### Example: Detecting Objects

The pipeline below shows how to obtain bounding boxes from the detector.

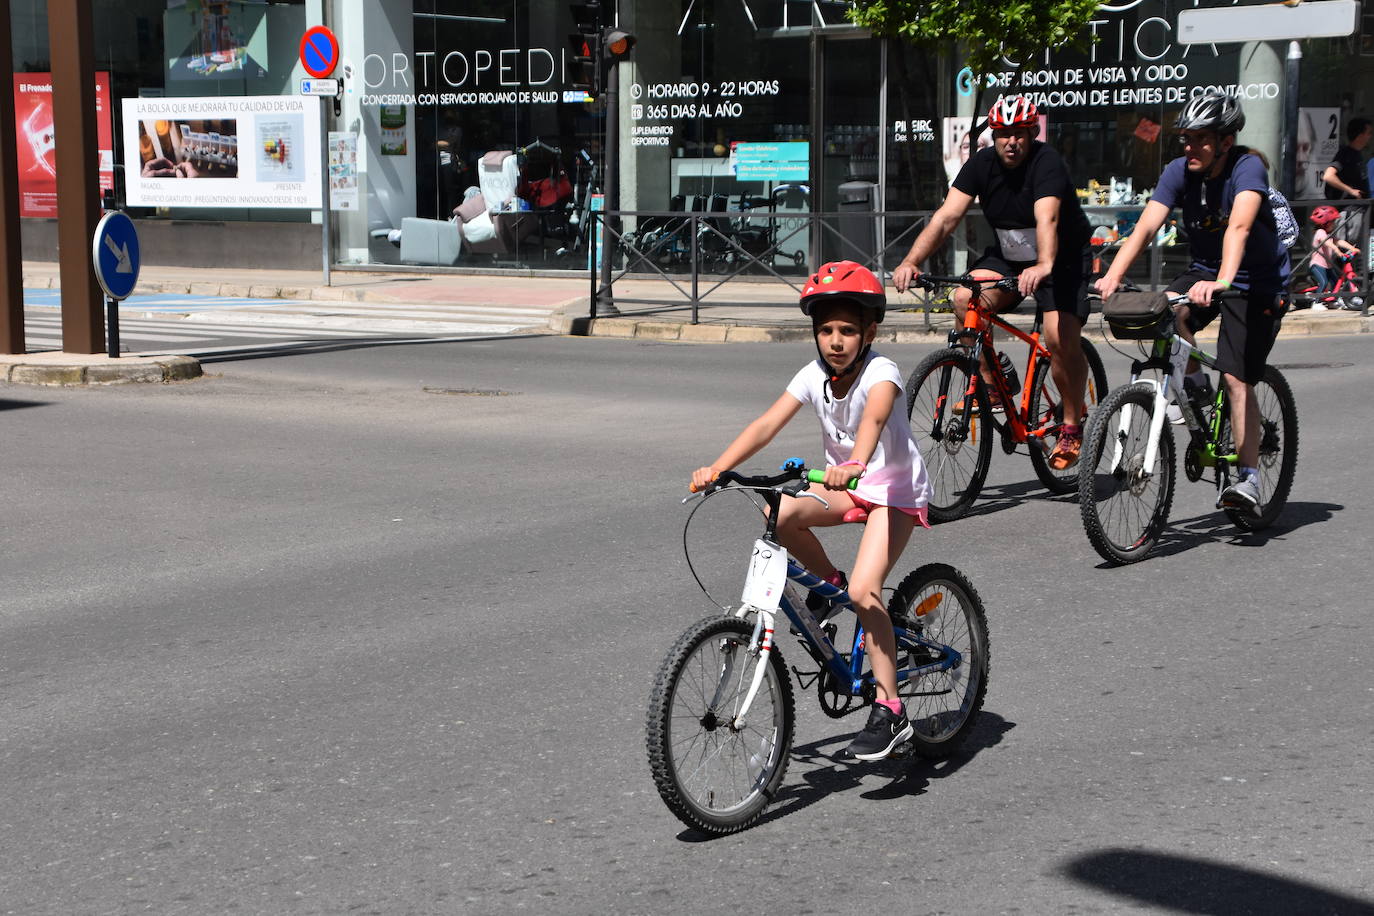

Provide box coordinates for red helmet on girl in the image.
[1310,205,1340,228]
[988,95,1039,130]
[799,260,886,322]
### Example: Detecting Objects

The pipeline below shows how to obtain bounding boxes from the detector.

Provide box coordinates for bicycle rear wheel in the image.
[889,564,989,759]
[905,347,993,523]
[1027,338,1109,494]
[1218,366,1299,531]
[645,615,794,835]
[1079,383,1176,564]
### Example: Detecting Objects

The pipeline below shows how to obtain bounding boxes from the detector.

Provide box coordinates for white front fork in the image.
[1110,379,1169,476]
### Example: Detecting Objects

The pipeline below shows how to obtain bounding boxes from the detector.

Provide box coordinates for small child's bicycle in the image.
[645,461,989,835]
[904,274,1109,522]
[1079,290,1299,565]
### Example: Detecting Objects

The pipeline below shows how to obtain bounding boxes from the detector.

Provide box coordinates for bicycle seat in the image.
[842,507,869,524]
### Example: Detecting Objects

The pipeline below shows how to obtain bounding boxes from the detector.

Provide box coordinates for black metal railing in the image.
[586,198,1371,321]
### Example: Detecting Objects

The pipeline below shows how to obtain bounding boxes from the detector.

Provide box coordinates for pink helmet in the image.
[1310,205,1340,228]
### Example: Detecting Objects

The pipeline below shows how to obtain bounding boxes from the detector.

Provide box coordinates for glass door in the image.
[816,35,883,266]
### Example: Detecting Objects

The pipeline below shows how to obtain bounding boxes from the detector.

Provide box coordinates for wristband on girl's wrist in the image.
[838,460,867,472]
[1216,279,1232,290]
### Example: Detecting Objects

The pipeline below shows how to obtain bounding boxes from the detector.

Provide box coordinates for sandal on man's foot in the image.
[1047,426,1083,470]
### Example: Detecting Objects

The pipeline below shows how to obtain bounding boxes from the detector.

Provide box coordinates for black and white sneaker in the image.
[839,703,914,761]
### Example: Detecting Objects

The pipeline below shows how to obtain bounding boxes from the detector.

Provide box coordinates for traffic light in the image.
[567,2,603,99]
[602,28,636,64]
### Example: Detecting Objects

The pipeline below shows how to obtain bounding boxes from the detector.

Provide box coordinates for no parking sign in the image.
[299,26,339,79]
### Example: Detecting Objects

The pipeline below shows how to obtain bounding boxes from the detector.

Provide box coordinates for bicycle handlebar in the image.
[915,274,1021,295]
[689,464,860,496]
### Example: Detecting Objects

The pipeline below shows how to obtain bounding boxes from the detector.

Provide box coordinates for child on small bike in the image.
[1307,205,1361,310]
[689,261,933,761]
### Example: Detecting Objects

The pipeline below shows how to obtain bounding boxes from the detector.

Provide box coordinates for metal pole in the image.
[0,0,24,354]
[105,296,119,358]
[877,39,888,275]
[589,209,598,317]
[321,100,331,286]
[1280,40,1301,199]
[690,214,699,323]
[598,64,620,316]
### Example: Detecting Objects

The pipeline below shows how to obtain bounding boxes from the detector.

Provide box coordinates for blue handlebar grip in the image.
[805,468,860,490]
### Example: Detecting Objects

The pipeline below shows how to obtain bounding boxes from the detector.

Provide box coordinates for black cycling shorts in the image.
[971,245,1092,323]
[1168,269,1287,385]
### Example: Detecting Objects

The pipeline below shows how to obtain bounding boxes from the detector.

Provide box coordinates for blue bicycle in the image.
[645,462,990,835]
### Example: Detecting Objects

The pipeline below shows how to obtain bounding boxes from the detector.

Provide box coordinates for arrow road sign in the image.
[92,211,140,301]
[299,26,340,79]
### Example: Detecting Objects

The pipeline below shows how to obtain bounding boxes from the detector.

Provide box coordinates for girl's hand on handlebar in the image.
[821,463,863,490]
[689,466,721,493]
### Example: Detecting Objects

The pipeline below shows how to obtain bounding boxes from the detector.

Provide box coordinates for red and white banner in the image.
[11,72,114,218]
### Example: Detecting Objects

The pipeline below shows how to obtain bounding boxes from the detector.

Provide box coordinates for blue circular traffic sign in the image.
[92,211,140,301]
[300,26,339,79]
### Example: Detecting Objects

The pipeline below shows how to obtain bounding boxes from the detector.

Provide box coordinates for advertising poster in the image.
[12,72,113,218]
[1297,107,1341,199]
[123,95,322,208]
[328,131,359,211]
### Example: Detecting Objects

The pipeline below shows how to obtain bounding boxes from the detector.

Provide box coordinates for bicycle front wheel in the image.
[1218,366,1299,531]
[889,564,990,759]
[645,615,794,835]
[1079,383,1177,564]
[906,347,993,523]
[1027,338,1110,494]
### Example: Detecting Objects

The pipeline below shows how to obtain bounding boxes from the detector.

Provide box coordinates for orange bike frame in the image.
[953,298,1057,447]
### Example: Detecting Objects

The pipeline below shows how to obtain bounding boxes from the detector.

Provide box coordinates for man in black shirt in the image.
[893,95,1093,469]
[1323,117,1371,199]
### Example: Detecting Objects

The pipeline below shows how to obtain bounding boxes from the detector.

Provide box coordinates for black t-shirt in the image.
[1324,145,1368,199]
[952,142,1091,262]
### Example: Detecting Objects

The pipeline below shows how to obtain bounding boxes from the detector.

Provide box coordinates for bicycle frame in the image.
[951,299,1056,445]
[727,544,962,726]
[716,475,963,728]
[1110,332,1234,480]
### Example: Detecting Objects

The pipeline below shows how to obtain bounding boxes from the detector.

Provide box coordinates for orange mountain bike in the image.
[904,274,1108,523]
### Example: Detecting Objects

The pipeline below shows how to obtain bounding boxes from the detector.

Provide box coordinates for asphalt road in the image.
[2,331,1372,915]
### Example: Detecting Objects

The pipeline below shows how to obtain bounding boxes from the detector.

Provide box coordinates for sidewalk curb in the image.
[1,354,202,387]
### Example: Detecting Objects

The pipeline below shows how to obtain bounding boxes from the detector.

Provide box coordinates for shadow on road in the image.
[0,398,49,411]
[1103,500,1342,565]
[188,331,551,365]
[675,711,1015,842]
[1060,848,1374,915]
[930,478,1063,523]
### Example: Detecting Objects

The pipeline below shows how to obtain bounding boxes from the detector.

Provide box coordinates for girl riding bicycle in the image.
[689,261,933,761]
[1307,204,1361,310]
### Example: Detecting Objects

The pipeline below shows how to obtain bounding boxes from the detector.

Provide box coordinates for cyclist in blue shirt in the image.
[1096,91,1291,515]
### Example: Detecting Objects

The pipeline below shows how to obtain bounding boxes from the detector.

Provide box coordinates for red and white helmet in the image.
[988,95,1039,130]
[799,261,886,323]
[1310,205,1340,228]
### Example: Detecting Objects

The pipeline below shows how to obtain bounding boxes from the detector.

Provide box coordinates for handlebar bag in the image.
[1102,290,1171,339]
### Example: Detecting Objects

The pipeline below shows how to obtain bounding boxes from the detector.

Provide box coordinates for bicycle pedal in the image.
[889,741,914,759]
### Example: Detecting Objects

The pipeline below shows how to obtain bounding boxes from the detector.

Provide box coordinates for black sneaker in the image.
[840,703,914,761]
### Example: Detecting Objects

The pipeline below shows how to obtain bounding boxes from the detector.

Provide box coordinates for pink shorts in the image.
[850,495,932,529]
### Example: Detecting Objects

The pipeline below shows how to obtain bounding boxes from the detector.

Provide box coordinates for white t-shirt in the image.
[785,353,932,509]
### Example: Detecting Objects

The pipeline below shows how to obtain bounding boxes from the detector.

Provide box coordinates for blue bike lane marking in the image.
[23,288,304,312]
